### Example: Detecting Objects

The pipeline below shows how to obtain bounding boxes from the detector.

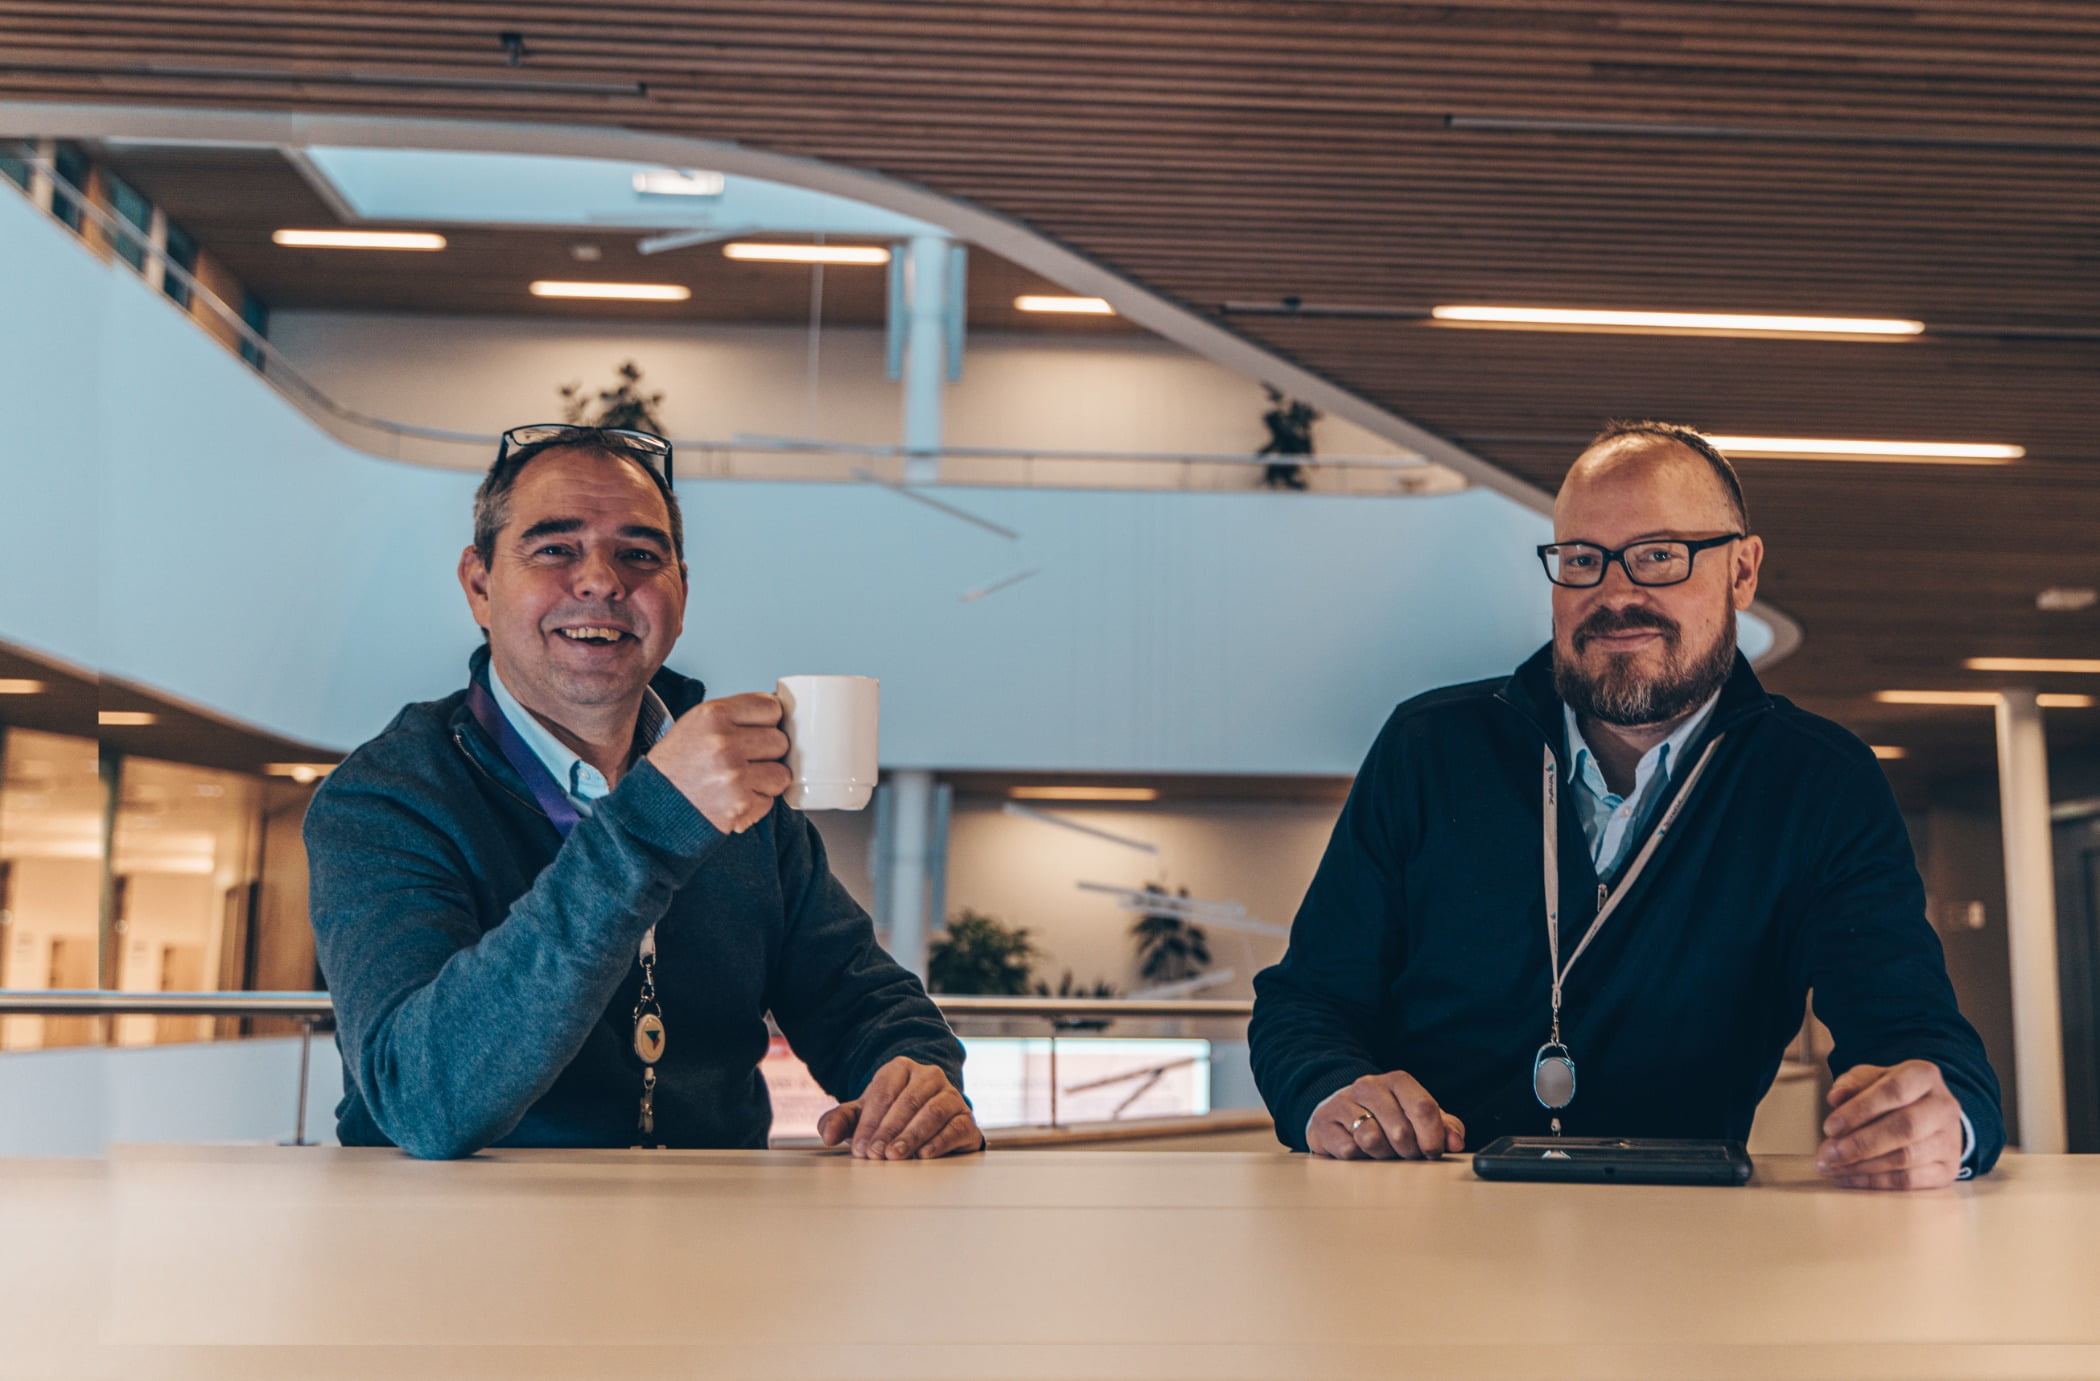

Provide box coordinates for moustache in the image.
[1574,607,1680,651]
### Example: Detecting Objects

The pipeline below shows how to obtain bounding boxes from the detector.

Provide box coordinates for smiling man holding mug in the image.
[306,424,979,1161]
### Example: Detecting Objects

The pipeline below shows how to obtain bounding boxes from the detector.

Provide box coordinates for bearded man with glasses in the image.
[1250,420,2003,1189]
[306,425,981,1161]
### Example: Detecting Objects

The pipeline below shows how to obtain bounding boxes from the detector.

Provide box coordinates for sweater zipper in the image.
[452,727,544,817]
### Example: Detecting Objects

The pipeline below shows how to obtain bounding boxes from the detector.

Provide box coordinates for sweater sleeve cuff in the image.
[1283,1063,1380,1153]
[599,759,722,860]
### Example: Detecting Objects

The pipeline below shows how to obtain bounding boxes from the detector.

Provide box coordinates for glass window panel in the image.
[103,171,152,273]
[763,1035,1212,1138]
[162,223,197,309]
[246,775,323,1039]
[0,729,106,1051]
[239,294,269,371]
[110,759,262,1046]
[48,142,90,233]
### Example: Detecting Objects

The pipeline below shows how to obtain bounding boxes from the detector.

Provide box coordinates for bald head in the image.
[1547,420,1764,732]
[1556,422,1748,535]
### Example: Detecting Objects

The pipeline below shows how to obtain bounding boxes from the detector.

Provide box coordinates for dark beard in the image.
[1553,603,1737,728]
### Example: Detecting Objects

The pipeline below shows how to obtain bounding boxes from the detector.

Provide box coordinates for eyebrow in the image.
[517,518,583,546]
[516,518,672,552]
[1561,529,1698,546]
[619,524,673,552]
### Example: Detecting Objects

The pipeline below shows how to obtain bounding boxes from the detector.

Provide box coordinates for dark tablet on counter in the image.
[1472,1135,1754,1186]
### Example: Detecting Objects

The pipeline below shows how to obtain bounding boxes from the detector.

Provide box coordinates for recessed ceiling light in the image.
[264,762,338,784]
[1703,436,2023,464]
[1428,305,1924,338]
[272,229,447,251]
[1875,691,2095,708]
[1870,745,1908,760]
[632,168,725,197]
[1016,295,1116,315]
[528,281,691,302]
[1010,786,1161,802]
[0,679,45,694]
[722,243,891,265]
[1964,657,2100,674]
[2036,587,2098,613]
[98,710,158,726]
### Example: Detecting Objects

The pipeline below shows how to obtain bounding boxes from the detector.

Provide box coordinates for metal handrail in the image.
[0,990,337,1018]
[0,989,1248,1142]
[935,996,1251,1019]
[0,990,1250,1021]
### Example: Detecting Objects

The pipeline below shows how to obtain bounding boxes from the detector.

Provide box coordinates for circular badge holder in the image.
[1533,1042,1577,1109]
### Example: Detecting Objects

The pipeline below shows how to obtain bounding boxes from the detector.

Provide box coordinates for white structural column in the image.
[1995,689,2068,1153]
[901,234,951,483]
[881,769,937,977]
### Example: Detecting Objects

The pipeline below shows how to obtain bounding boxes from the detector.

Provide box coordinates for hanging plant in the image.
[559,360,667,435]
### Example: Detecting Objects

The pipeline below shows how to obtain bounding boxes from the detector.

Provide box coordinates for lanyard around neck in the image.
[1541,731,1725,1027]
[466,676,666,1143]
[465,681,658,967]
[465,679,583,839]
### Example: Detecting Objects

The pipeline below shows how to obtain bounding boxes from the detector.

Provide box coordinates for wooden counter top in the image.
[7,1145,2097,1378]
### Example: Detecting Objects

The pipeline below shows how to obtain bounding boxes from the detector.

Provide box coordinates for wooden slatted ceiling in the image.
[1,1,2096,789]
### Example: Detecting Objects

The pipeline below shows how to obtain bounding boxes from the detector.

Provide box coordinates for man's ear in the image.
[1731,534,1765,611]
[458,545,494,630]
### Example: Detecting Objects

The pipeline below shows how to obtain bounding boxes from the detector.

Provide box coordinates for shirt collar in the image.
[487,660,672,804]
[1564,689,1722,800]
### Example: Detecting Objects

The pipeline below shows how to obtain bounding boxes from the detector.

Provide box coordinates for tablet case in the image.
[1472,1135,1754,1186]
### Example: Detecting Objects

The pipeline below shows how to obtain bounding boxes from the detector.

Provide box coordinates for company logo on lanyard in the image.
[466,679,666,1147]
[1535,732,1725,1133]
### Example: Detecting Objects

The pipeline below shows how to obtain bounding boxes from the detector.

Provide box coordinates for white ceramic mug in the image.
[775,675,880,811]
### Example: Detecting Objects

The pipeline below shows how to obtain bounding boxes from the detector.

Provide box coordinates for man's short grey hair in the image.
[1587,420,1750,531]
[470,434,686,567]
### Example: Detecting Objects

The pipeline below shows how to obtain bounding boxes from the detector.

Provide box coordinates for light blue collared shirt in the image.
[487,662,672,819]
[1563,692,1720,882]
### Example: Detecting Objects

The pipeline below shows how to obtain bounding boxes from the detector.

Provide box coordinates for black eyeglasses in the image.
[1537,533,1744,588]
[497,424,675,487]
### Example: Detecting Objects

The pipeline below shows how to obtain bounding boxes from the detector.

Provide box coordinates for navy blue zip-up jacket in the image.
[1251,645,2005,1170]
[306,646,963,1159]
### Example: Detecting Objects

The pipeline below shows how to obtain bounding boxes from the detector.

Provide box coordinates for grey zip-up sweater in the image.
[306,646,963,1159]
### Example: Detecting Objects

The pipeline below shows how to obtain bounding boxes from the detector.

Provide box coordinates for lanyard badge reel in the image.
[1534,734,1723,1135]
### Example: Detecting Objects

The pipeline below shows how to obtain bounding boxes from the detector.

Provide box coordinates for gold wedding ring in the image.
[1348,1106,1376,1133]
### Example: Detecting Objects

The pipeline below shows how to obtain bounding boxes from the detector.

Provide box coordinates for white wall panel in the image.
[266,309,1420,464]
